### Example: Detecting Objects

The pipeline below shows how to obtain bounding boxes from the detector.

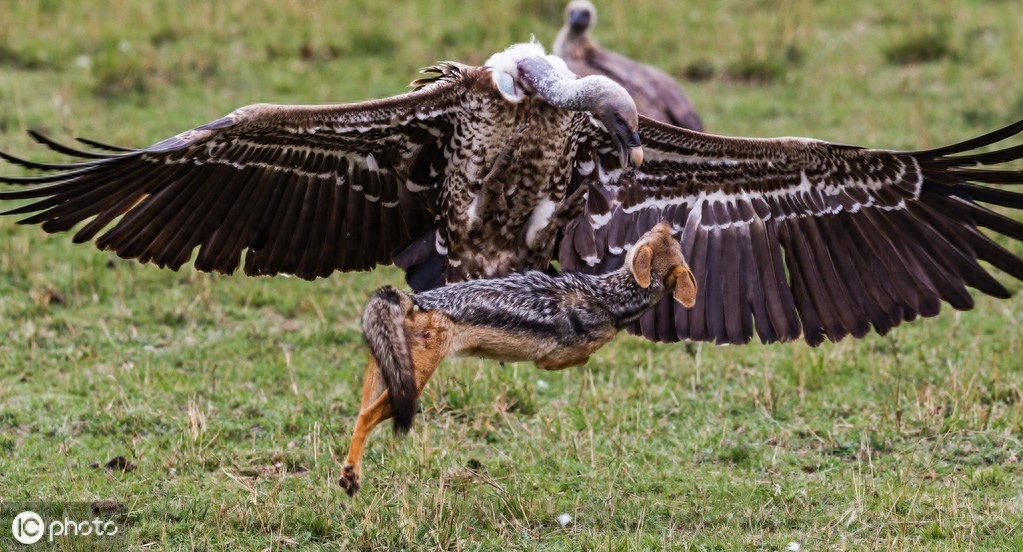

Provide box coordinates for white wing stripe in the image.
[623,160,923,230]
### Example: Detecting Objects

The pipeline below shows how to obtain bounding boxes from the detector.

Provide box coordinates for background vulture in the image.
[553,0,705,131]
[2,42,1023,349]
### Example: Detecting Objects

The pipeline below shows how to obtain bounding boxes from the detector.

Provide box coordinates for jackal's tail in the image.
[362,286,418,433]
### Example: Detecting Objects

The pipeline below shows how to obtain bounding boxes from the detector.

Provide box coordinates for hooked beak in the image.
[617,130,643,168]
[630,146,644,168]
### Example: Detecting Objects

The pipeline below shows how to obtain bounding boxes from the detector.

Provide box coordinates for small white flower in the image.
[75,55,91,69]
[119,40,131,53]
[556,513,572,527]
[786,542,800,552]
[536,379,550,391]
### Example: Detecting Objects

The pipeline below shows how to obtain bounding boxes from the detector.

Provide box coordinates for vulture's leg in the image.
[552,183,588,224]
[473,124,529,227]
[525,183,589,248]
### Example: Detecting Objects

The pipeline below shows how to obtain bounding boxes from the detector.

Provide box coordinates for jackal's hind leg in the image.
[340,310,453,496]
[339,391,391,496]
[340,354,393,496]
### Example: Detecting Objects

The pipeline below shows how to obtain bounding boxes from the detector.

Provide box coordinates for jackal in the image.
[340,222,696,495]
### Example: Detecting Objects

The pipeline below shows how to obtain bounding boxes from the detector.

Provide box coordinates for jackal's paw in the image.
[339,465,361,496]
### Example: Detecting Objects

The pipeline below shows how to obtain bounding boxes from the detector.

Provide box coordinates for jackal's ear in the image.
[628,245,654,288]
[669,265,697,308]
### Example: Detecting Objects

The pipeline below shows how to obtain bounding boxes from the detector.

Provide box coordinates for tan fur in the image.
[340,222,696,495]
[670,265,698,308]
[629,244,654,288]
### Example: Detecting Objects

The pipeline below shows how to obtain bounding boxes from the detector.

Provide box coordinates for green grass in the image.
[2,0,1023,549]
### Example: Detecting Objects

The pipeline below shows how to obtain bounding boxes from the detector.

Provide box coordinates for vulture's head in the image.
[564,0,597,35]
[491,42,643,168]
[589,81,643,168]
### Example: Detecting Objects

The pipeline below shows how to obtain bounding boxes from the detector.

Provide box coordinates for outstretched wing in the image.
[0,64,473,280]
[561,117,1023,346]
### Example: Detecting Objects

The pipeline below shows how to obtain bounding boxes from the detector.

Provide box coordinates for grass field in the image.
[2,0,1023,549]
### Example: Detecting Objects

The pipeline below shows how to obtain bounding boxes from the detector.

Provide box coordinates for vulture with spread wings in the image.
[2,42,1023,348]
